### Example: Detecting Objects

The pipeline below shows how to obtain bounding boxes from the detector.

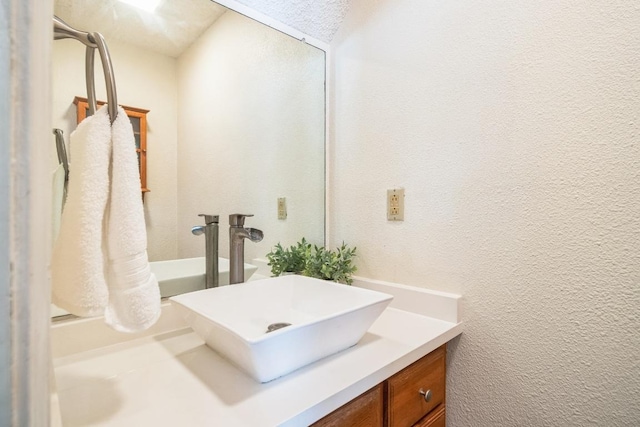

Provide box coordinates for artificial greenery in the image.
[266,238,311,276]
[303,243,358,285]
[266,238,357,285]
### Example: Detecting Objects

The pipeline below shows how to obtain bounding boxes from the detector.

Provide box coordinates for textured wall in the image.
[233,0,350,43]
[330,0,640,425]
[176,10,325,261]
[52,40,178,262]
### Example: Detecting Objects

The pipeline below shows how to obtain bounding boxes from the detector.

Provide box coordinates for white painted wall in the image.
[331,0,640,425]
[176,10,325,262]
[52,39,178,261]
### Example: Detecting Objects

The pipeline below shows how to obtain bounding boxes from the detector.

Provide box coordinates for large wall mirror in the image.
[52,0,326,315]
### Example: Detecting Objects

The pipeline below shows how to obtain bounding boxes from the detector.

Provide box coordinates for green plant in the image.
[266,238,311,276]
[303,243,357,285]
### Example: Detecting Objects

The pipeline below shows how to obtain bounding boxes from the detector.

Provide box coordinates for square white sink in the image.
[150,257,258,297]
[170,275,393,382]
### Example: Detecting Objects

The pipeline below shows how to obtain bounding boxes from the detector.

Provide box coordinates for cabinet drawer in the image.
[387,345,446,427]
[312,383,384,427]
[413,405,445,427]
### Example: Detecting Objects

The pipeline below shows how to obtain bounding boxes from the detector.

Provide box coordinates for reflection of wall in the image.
[52,40,178,261]
[331,0,639,426]
[177,11,325,261]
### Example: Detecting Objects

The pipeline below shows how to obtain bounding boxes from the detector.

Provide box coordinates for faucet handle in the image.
[229,213,254,227]
[199,214,219,225]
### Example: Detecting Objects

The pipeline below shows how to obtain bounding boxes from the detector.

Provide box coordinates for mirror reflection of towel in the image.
[52,106,111,318]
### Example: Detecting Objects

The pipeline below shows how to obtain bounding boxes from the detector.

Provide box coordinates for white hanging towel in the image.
[104,106,160,332]
[52,106,111,316]
[52,105,160,332]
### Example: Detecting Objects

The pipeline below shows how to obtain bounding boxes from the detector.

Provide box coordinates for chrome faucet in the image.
[229,214,263,284]
[192,214,219,289]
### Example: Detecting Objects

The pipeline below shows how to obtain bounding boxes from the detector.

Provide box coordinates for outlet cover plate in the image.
[278,197,287,220]
[387,188,404,221]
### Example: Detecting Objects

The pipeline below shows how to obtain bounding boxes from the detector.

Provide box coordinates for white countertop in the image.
[53,278,463,426]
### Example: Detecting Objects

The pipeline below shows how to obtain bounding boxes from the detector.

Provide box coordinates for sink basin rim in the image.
[169,275,393,345]
[170,275,394,382]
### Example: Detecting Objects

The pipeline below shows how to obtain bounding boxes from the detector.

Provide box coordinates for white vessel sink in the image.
[170,275,393,383]
[150,257,258,298]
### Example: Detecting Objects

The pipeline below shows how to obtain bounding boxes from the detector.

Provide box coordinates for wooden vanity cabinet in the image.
[312,345,446,427]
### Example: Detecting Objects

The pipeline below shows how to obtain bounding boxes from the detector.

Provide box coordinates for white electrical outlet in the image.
[278,197,287,220]
[387,188,404,221]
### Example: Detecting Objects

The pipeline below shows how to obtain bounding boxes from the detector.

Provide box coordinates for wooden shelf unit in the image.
[73,96,150,195]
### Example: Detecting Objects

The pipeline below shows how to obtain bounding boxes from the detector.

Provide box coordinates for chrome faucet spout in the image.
[234,227,264,242]
[248,228,264,242]
[229,214,263,285]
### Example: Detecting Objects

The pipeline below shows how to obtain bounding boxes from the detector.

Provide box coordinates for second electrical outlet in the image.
[387,188,405,221]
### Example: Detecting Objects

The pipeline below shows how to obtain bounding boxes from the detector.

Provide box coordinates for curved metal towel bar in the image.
[53,128,69,205]
[53,16,118,123]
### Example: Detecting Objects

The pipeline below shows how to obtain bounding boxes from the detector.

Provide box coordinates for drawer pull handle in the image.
[419,388,432,402]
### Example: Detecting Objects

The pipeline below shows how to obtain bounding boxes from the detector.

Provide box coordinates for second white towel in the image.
[104,106,160,333]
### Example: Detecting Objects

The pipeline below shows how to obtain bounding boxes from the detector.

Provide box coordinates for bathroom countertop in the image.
[53,278,463,427]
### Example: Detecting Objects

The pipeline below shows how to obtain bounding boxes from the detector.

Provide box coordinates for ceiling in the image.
[54,0,228,57]
[233,0,351,43]
[54,0,351,57]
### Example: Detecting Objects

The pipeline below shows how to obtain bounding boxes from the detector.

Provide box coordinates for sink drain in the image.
[266,322,291,333]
